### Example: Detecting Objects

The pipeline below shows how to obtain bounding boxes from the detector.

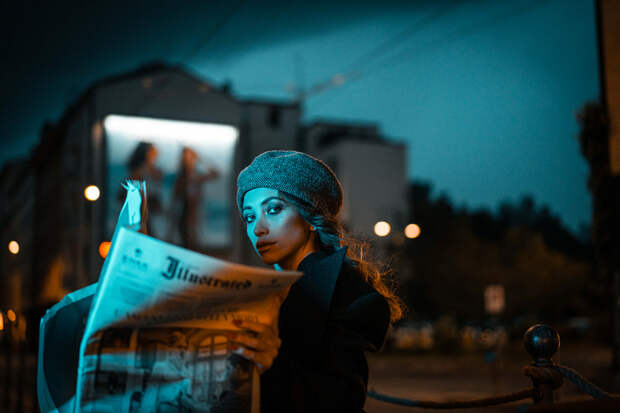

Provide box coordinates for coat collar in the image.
[278,247,347,351]
[296,246,347,314]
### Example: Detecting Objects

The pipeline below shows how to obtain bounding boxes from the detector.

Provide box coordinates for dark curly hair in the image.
[278,192,405,324]
[127,142,154,171]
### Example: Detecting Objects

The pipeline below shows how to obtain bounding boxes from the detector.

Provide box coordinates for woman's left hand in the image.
[229,318,282,374]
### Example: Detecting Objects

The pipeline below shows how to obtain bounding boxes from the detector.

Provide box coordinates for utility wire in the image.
[362,0,552,79]
[342,0,464,75]
[295,1,463,102]
[132,0,248,114]
[183,0,249,64]
[299,0,551,102]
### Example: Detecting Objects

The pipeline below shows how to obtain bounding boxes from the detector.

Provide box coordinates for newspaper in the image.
[70,182,301,413]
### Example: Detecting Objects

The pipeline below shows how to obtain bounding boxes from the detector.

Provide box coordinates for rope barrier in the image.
[554,364,611,400]
[368,364,616,409]
[367,326,617,409]
[367,388,534,409]
[522,365,564,390]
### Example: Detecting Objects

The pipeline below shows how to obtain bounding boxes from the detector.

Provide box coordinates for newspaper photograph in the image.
[71,182,301,413]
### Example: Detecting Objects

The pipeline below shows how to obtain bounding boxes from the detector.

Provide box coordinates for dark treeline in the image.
[399,182,596,325]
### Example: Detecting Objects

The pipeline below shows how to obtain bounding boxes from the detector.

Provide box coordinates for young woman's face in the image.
[242,188,316,270]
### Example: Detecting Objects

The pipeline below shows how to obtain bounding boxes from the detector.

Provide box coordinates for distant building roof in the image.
[85,61,222,96]
[241,96,300,109]
[304,119,401,150]
[32,61,234,162]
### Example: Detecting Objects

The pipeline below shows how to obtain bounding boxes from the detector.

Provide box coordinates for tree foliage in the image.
[401,182,593,322]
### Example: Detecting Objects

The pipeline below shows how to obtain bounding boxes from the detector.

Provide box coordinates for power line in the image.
[361,0,552,79]
[342,0,464,74]
[299,0,552,102]
[132,0,248,114]
[295,1,464,102]
[183,0,249,63]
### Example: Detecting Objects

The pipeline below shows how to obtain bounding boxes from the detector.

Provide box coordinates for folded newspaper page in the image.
[70,181,301,413]
[38,182,147,413]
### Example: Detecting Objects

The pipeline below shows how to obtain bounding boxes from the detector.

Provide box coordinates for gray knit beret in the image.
[237,150,343,217]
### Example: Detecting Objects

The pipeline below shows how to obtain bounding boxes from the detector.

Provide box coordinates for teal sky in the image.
[1,0,600,233]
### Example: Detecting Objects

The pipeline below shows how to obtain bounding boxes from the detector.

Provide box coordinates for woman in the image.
[233,150,403,412]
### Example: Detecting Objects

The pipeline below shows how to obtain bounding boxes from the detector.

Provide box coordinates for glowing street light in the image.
[8,240,19,254]
[7,309,16,323]
[84,185,101,201]
[99,241,111,259]
[404,223,421,239]
[374,221,391,237]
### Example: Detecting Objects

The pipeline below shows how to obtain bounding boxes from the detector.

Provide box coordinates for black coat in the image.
[261,247,391,412]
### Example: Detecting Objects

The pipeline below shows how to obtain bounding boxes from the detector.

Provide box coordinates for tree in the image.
[402,182,592,323]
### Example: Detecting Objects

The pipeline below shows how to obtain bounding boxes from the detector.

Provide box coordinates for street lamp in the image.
[404,223,421,239]
[8,240,19,254]
[84,185,101,201]
[7,309,16,323]
[374,221,391,237]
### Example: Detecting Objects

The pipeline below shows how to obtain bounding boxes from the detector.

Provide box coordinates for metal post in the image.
[613,269,620,370]
[523,324,561,404]
[17,326,24,413]
[1,330,5,408]
[4,323,12,410]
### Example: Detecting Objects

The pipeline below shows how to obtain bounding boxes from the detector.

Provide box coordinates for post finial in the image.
[523,324,560,367]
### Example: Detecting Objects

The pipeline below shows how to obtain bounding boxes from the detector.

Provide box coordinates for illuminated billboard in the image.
[104,115,239,251]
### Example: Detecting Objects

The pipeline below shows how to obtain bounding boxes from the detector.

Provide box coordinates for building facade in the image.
[1,63,408,315]
[304,121,409,247]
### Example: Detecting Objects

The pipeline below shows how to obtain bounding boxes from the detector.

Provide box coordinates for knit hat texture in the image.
[237,150,343,216]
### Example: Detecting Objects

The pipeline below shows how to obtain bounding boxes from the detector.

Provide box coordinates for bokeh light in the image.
[8,240,19,254]
[99,241,111,258]
[374,221,391,237]
[404,223,421,239]
[7,309,16,323]
[84,185,101,201]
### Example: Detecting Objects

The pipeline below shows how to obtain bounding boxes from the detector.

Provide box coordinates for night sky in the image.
[1,0,600,234]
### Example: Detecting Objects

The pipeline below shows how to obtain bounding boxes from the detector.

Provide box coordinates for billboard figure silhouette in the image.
[122,142,163,236]
[171,147,219,250]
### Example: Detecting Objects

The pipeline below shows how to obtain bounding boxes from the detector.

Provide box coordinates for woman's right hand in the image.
[228,318,281,374]
[227,288,289,374]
